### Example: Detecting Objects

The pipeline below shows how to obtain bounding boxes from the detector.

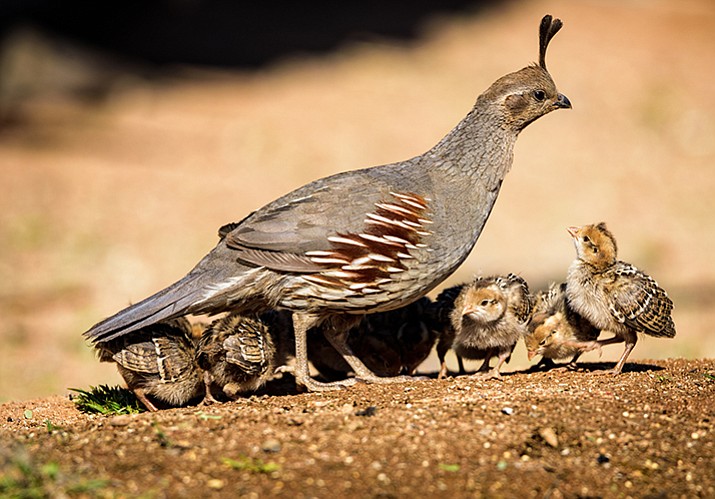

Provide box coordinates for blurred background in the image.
[1,0,713,402]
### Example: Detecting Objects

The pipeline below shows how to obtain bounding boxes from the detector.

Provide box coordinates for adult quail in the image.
[196,311,293,401]
[565,223,676,374]
[524,282,600,369]
[96,317,203,411]
[435,274,533,379]
[85,15,571,391]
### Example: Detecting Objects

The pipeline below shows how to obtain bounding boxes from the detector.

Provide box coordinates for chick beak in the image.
[554,93,571,109]
[567,226,580,238]
[527,350,536,361]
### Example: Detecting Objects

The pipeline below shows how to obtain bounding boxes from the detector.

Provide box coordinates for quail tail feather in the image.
[85,273,219,344]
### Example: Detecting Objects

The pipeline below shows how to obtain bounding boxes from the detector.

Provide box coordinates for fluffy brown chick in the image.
[525,282,600,368]
[96,317,203,411]
[435,274,533,379]
[196,311,292,402]
[565,223,676,374]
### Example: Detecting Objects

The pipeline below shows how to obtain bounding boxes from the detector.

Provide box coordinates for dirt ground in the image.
[1,0,715,496]
[2,0,715,403]
[1,358,713,498]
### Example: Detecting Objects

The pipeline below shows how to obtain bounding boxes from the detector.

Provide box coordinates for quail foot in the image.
[96,318,203,411]
[565,223,676,374]
[85,15,570,391]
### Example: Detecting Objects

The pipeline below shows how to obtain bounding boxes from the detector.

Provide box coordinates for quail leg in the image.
[322,326,421,385]
[292,313,357,391]
[133,388,159,412]
[609,330,638,375]
[436,341,451,380]
[200,371,222,405]
[457,355,468,375]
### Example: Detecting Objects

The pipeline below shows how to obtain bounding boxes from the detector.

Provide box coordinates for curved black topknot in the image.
[539,14,563,72]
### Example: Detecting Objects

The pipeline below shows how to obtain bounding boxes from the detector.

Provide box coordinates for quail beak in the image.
[527,350,536,361]
[554,93,571,109]
[567,226,580,239]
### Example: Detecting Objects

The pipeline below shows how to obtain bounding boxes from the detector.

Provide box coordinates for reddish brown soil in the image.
[2,359,713,498]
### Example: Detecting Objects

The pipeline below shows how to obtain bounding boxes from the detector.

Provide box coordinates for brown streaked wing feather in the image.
[609,264,675,337]
[223,334,266,375]
[112,341,162,374]
[151,336,197,382]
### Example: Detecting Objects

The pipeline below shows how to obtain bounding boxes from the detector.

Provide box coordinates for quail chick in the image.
[525,282,600,368]
[96,317,203,411]
[435,274,533,379]
[196,311,292,401]
[565,223,676,374]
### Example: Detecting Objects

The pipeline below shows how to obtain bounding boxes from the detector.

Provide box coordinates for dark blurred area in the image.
[1,0,488,68]
[0,0,490,124]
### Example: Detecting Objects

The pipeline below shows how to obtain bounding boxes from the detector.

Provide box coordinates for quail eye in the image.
[480,300,489,306]
[539,338,547,346]
[582,236,590,243]
[533,89,546,101]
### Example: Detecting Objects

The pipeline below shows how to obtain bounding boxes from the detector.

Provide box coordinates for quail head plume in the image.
[435,274,533,379]
[565,223,676,374]
[85,15,570,392]
[96,317,203,411]
[524,282,600,369]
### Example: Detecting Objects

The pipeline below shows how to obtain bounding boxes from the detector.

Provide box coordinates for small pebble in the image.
[539,427,559,448]
[596,454,610,465]
[356,406,377,417]
[262,438,282,453]
[207,479,225,490]
[109,415,132,427]
[502,407,514,416]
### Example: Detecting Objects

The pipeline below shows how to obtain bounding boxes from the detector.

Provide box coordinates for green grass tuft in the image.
[69,385,145,415]
[222,456,280,474]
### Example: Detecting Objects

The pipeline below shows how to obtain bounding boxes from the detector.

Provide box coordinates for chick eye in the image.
[533,89,546,101]
[582,236,591,243]
[480,300,489,306]
[539,338,547,346]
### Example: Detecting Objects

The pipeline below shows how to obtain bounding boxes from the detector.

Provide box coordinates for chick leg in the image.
[200,372,221,405]
[609,330,638,374]
[457,355,468,375]
[133,388,159,412]
[436,334,453,380]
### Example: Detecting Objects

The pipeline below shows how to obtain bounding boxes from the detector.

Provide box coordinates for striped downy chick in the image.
[565,223,676,374]
[197,311,292,402]
[525,282,600,368]
[435,274,533,379]
[96,317,203,411]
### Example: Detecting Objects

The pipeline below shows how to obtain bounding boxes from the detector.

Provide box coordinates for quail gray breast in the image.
[85,15,570,392]
[96,317,203,411]
[565,222,676,374]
